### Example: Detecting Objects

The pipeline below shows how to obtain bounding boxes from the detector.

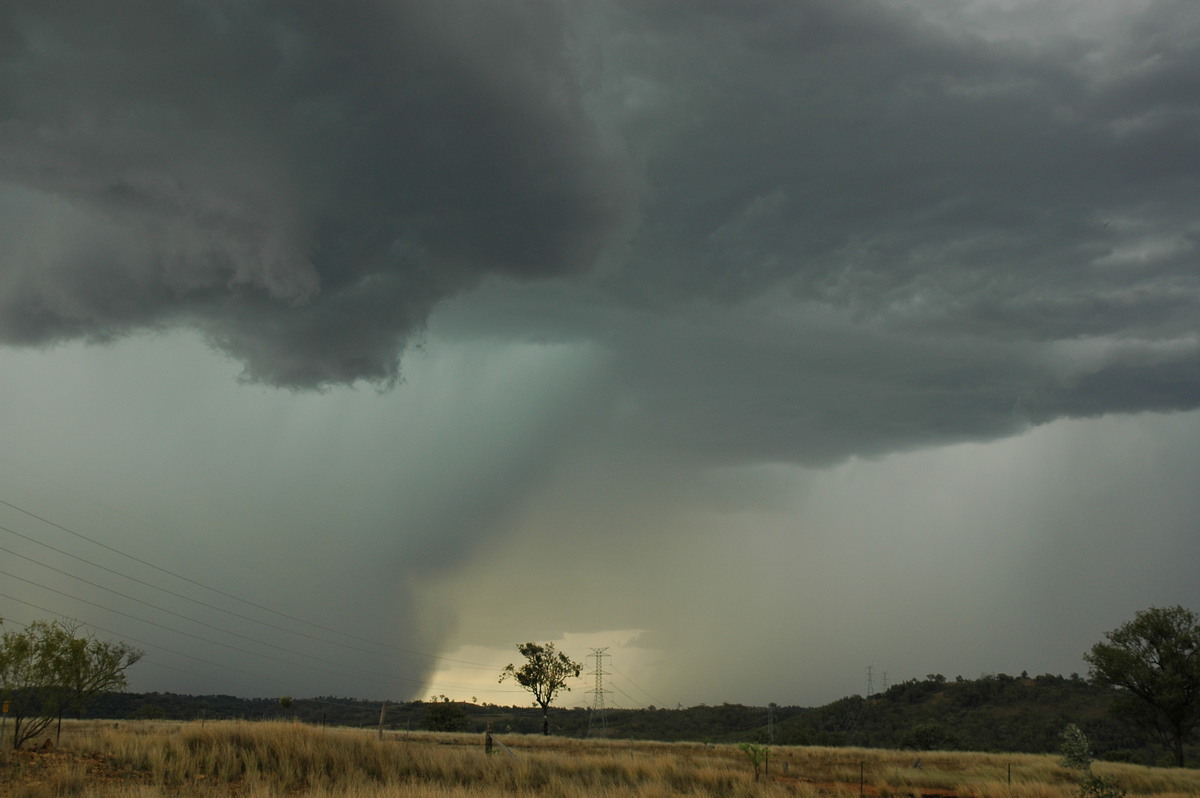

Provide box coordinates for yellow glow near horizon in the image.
[419,630,654,708]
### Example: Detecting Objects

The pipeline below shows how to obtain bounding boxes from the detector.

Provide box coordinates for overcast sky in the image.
[2,0,1199,710]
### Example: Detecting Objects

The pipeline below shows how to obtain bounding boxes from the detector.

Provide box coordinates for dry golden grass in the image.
[0,720,1196,798]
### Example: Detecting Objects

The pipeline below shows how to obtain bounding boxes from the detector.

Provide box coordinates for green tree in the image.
[499,642,581,736]
[0,619,142,749]
[422,695,468,732]
[1084,606,1200,767]
[902,721,960,751]
[53,620,143,717]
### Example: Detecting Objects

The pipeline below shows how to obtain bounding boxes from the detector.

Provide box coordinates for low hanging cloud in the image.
[3,0,1200,463]
[0,0,625,387]
[468,0,1200,465]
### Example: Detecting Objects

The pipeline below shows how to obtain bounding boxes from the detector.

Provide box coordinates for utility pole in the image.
[586,647,611,738]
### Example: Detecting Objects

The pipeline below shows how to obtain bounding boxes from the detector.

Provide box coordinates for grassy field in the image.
[1,720,1197,797]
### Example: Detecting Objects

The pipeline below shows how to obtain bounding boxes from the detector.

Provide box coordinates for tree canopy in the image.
[0,619,143,749]
[499,642,582,735]
[1084,605,1200,767]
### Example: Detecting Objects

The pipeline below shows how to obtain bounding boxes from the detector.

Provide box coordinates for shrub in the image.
[1059,724,1092,772]
[1077,774,1125,798]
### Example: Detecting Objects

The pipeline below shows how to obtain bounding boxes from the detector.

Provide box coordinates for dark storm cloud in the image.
[563,0,1200,462]
[603,0,1199,323]
[0,0,624,386]
[4,0,1200,458]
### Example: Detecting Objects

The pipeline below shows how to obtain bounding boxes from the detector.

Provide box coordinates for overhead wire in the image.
[0,497,447,660]
[0,590,268,693]
[0,538,527,698]
[609,663,672,708]
[0,520,388,656]
[0,494,500,671]
[0,585,507,698]
[0,567,359,677]
[0,544,391,673]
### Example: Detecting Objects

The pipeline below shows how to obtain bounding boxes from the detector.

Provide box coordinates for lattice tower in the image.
[586,647,611,738]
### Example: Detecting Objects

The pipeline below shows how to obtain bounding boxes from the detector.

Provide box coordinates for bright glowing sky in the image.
[2,0,1199,709]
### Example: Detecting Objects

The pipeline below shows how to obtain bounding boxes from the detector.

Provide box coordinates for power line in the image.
[0,568,358,677]
[0,567,503,697]
[609,662,670,708]
[0,591,270,693]
[607,684,639,709]
[0,587,512,699]
[0,495,548,701]
[0,496,382,649]
[0,545,381,671]
[0,495,497,671]
[0,521,387,656]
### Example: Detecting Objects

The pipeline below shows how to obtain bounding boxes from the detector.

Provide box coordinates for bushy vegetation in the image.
[1061,722,1095,771]
[1086,606,1200,768]
[774,673,1166,760]
[0,619,142,749]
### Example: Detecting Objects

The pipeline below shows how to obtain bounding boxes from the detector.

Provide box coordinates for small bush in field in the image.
[737,742,769,781]
[1077,774,1125,798]
[1059,723,1092,772]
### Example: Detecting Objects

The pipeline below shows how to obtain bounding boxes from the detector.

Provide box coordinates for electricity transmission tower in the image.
[586,647,611,738]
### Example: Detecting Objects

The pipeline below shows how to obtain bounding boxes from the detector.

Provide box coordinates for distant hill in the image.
[771,673,1146,757]
[85,672,1191,766]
